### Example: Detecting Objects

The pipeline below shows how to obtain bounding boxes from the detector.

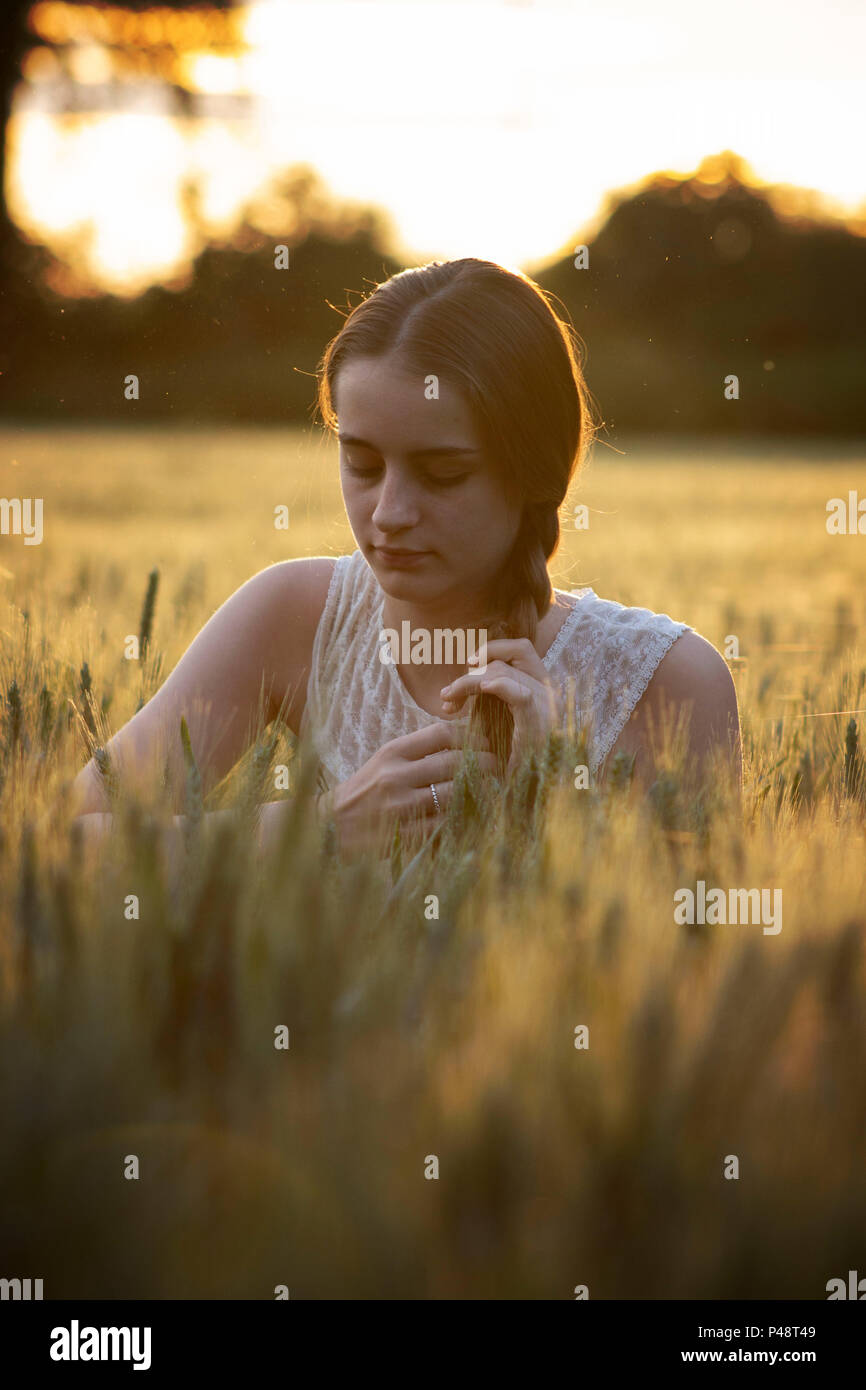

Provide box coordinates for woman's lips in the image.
[376,547,430,567]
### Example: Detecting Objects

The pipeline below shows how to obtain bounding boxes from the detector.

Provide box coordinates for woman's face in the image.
[334,353,522,611]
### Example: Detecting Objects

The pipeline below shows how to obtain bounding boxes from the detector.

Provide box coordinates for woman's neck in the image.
[381,593,497,637]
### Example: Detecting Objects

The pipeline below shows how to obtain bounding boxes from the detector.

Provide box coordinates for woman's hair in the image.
[314,257,600,772]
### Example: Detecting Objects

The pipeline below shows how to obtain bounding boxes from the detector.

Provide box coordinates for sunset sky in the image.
[7,0,866,295]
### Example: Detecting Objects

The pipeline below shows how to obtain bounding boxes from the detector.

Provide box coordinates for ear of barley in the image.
[37,685,54,753]
[77,662,97,740]
[138,567,160,659]
[179,715,203,849]
[844,716,862,799]
[4,680,23,756]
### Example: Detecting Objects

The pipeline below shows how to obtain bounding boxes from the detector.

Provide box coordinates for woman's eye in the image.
[427,473,468,487]
[343,453,381,478]
[341,449,468,487]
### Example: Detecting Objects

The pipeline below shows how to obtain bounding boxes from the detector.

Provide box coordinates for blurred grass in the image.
[1,426,865,1298]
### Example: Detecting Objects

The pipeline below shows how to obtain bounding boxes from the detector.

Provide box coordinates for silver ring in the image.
[429,783,441,813]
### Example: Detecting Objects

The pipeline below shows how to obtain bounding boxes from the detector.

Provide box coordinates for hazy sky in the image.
[10,0,866,292]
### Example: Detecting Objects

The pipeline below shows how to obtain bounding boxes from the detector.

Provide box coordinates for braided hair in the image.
[471,499,564,773]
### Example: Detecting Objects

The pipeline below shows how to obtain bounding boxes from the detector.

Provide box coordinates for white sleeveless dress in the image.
[298,549,693,792]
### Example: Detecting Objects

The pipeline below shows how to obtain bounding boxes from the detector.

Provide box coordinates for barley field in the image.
[1,425,865,1299]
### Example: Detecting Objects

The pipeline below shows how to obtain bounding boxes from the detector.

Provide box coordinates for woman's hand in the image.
[326,721,497,855]
[439,638,560,776]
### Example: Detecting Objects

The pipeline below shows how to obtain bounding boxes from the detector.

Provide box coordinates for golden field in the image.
[1,426,864,1298]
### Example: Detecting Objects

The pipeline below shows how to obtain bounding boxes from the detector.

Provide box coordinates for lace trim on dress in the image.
[589,624,687,769]
[542,591,590,668]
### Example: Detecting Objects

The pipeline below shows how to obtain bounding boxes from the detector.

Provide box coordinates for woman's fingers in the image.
[391,720,491,760]
[468,637,549,678]
[441,660,536,709]
[410,747,499,786]
[467,676,534,707]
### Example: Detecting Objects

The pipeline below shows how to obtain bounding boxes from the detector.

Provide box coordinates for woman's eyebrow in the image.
[337,433,481,460]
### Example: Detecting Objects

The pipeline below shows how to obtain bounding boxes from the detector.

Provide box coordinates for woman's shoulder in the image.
[632,628,737,722]
[549,584,692,672]
[549,583,736,771]
[601,624,739,781]
[275,550,379,722]
[268,550,369,627]
[264,554,339,629]
[558,585,729,689]
[556,583,688,631]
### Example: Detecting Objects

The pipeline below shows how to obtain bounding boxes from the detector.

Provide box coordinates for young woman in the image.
[70,259,741,857]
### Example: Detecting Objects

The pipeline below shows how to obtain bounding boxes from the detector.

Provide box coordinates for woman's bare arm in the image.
[68,556,335,817]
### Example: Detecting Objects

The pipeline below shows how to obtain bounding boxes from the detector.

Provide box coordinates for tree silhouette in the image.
[0,0,35,265]
[0,0,236,306]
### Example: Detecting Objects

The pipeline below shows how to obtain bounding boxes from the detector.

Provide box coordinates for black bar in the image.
[0,1298,859,1374]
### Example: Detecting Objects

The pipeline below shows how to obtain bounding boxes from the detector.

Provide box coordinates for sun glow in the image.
[6,0,865,296]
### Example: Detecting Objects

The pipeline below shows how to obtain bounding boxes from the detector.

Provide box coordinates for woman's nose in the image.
[372,470,419,528]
